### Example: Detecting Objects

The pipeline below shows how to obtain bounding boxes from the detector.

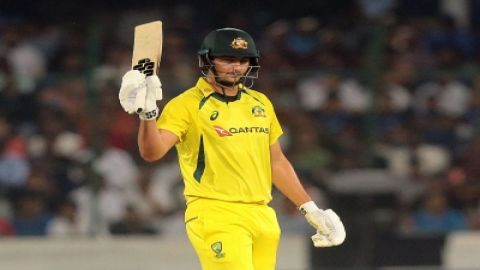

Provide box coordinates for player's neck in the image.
[213,85,239,96]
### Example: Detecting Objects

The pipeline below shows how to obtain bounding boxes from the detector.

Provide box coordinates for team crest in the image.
[211,241,225,258]
[230,37,248,49]
[252,105,266,117]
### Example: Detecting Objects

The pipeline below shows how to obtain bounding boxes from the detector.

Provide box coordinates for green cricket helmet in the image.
[198,28,260,58]
[198,28,260,87]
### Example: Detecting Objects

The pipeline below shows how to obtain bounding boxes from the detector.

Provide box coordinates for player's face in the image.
[212,57,250,85]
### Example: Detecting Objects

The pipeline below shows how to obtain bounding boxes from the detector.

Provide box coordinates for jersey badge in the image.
[211,241,225,258]
[252,105,266,117]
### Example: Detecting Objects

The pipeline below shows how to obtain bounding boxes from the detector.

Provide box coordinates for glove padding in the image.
[119,70,146,114]
[299,201,346,247]
[119,70,163,121]
[311,209,346,247]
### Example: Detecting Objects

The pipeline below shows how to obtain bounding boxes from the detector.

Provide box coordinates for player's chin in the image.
[223,75,239,81]
[216,79,237,87]
[219,77,241,85]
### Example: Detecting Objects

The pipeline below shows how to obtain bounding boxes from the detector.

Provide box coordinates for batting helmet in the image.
[198,28,260,87]
[198,28,259,58]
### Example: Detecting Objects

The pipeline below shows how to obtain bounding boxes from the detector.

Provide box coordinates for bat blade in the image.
[131,21,163,76]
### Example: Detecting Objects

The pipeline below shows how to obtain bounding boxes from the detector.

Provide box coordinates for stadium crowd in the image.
[0,1,480,237]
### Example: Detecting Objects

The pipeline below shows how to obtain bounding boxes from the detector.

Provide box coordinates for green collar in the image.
[210,91,243,103]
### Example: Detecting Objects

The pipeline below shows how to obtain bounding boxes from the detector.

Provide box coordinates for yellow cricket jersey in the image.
[157,78,283,205]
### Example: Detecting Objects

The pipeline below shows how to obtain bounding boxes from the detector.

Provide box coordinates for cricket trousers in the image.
[185,198,281,270]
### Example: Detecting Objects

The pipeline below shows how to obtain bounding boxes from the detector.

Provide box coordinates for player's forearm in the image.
[138,120,167,161]
[271,157,312,207]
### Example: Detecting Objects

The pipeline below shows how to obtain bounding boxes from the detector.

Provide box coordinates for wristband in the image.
[299,201,319,215]
[139,108,159,121]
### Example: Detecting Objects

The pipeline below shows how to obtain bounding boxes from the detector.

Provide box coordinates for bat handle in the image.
[133,58,155,76]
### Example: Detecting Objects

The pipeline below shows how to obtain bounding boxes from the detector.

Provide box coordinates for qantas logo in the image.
[213,125,269,137]
[213,126,232,137]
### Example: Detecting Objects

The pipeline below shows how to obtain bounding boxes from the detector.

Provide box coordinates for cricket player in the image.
[119,27,345,270]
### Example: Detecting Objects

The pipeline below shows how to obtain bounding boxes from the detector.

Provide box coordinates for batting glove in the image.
[299,201,346,247]
[119,70,163,121]
[138,74,162,121]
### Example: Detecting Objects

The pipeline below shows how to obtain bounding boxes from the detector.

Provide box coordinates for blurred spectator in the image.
[359,0,396,19]
[126,155,183,232]
[382,62,415,113]
[403,184,468,234]
[472,202,480,230]
[96,82,137,152]
[93,147,139,191]
[27,104,85,195]
[297,74,369,113]
[11,191,52,236]
[385,21,435,69]
[0,113,29,190]
[47,198,82,237]
[285,17,320,67]
[258,20,292,71]
[70,176,123,236]
[463,77,480,135]
[0,152,30,190]
[5,23,47,93]
[425,15,475,62]
[93,44,130,89]
[414,74,471,118]
[0,178,14,238]
[69,147,139,235]
[370,93,409,140]
[24,167,59,209]
[0,218,14,236]
[0,71,36,125]
[375,125,450,178]
[109,205,157,235]
[459,137,480,183]
[289,119,332,188]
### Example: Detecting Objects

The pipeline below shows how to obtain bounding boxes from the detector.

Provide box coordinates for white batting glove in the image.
[299,201,346,247]
[119,70,163,121]
[137,75,162,121]
[119,70,147,114]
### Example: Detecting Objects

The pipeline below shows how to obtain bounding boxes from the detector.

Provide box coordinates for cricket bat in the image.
[131,21,163,76]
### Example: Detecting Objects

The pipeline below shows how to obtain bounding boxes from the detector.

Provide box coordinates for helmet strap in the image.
[209,65,242,89]
[199,55,259,89]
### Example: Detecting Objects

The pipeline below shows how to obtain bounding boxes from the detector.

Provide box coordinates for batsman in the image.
[119,27,346,270]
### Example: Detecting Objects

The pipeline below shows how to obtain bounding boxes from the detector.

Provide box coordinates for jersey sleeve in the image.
[156,96,191,142]
[269,109,283,145]
[263,94,283,145]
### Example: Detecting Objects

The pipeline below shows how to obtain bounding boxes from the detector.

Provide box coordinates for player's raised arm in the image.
[118,21,178,162]
[118,70,177,161]
[138,122,178,162]
[136,74,177,162]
